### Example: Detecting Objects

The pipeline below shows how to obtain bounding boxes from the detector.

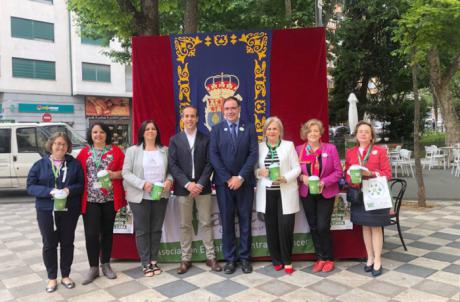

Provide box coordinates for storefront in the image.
[0,94,86,136]
[85,96,132,149]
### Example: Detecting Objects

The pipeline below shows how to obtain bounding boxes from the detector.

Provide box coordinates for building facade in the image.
[0,0,132,145]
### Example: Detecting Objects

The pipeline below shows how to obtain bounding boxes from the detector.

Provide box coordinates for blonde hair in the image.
[263,116,284,140]
[300,119,324,141]
[354,120,376,143]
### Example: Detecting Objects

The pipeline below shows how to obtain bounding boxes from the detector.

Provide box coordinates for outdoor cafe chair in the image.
[392,149,414,178]
[423,145,447,170]
[387,178,408,251]
[452,148,460,177]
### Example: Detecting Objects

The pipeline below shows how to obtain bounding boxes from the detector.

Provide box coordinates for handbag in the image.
[362,175,392,211]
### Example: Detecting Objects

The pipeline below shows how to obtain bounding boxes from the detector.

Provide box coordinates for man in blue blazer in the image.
[209,96,258,274]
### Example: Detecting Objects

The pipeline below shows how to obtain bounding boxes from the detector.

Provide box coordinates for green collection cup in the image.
[97,170,112,190]
[151,182,164,201]
[349,165,362,184]
[308,176,320,195]
[269,163,281,181]
[53,190,68,212]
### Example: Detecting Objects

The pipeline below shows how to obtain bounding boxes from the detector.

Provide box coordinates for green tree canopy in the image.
[394,0,460,144]
[329,0,414,140]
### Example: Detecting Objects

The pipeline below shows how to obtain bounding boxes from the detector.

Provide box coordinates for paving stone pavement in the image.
[0,202,459,302]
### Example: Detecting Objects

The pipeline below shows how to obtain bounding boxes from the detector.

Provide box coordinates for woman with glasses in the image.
[27,132,84,293]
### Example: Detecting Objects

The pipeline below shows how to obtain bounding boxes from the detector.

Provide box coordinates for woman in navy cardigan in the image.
[27,132,84,293]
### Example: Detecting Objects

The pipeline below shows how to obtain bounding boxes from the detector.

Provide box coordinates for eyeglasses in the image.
[53,142,67,147]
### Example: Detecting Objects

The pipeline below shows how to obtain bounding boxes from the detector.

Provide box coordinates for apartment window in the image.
[125,65,132,92]
[81,36,108,46]
[82,63,110,82]
[11,17,54,42]
[30,0,53,4]
[12,58,56,80]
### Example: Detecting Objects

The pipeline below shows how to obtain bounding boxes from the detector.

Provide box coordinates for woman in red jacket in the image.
[77,123,126,285]
[345,121,391,277]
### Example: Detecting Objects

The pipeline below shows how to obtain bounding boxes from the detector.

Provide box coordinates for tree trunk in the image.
[184,0,198,33]
[285,0,292,21]
[411,51,426,207]
[140,0,159,35]
[427,49,460,145]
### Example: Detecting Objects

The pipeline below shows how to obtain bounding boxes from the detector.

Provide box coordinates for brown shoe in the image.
[206,258,222,272]
[176,261,192,274]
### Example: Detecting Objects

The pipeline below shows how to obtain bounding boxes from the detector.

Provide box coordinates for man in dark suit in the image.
[168,106,222,274]
[209,96,258,274]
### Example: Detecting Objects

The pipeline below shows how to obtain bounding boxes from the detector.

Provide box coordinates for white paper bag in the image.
[362,176,392,211]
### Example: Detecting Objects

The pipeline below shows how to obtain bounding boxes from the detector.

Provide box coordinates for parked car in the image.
[0,122,86,189]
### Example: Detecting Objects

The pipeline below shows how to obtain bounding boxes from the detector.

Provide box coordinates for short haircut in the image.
[87,123,113,146]
[223,96,241,107]
[354,120,376,143]
[46,132,72,154]
[137,119,163,147]
[300,118,325,141]
[263,116,284,140]
[181,105,198,117]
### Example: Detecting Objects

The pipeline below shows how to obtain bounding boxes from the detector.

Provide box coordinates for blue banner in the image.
[170,31,272,140]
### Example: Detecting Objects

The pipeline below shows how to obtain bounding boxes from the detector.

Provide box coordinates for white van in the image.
[0,122,87,189]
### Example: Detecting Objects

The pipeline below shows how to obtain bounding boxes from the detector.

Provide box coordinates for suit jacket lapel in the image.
[235,121,245,149]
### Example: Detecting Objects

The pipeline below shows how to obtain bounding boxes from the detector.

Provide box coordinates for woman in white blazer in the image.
[256,117,301,274]
[122,120,173,277]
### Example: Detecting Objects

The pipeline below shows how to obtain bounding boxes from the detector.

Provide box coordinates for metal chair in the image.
[388,178,408,251]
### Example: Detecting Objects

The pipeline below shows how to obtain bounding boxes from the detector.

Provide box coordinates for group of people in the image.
[27,96,392,293]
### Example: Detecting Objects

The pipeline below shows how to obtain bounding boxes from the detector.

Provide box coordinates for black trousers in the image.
[301,194,334,260]
[83,201,116,267]
[265,190,295,265]
[36,209,80,279]
[129,199,168,266]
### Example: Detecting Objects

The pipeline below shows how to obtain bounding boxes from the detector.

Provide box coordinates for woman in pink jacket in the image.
[296,119,343,273]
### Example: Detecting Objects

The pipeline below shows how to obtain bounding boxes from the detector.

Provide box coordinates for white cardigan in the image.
[122,144,173,203]
[255,140,301,215]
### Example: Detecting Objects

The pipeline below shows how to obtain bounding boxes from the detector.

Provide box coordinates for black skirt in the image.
[347,188,390,227]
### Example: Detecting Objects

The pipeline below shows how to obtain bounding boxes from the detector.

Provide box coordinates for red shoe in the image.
[322,260,335,272]
[284,265,294,274]
[273,264,284,271]
[312,260,326,273]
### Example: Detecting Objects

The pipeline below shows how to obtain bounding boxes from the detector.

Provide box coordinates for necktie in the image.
[230,123,237,146]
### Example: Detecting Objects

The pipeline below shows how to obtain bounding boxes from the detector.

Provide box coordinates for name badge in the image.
[372,150,378,155]
[322,153,328,158]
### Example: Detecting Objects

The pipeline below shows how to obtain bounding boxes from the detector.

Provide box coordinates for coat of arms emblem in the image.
[202,73,242,130]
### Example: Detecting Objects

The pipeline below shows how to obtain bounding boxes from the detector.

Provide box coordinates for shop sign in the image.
[18,103,74,114]
[85,96,130,117]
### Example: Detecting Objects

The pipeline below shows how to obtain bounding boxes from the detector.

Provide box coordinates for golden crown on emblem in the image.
[204,72,240,99]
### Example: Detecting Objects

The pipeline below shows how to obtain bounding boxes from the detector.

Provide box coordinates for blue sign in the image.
[18,103,74,113]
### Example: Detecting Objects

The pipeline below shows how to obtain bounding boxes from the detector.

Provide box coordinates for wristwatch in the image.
[238,175,244,182]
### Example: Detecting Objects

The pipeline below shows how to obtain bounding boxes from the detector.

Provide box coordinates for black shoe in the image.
[364,263,373,273]
[241,260,253,274]
[223,261,236,274]
[372,265,383,277]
